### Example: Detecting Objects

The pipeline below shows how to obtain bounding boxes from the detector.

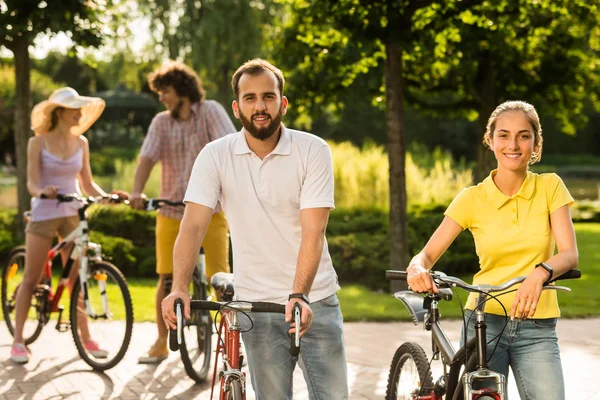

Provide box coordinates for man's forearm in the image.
[133,156,155,194]
[292,233,324,295]
[172,205,214,292]
[172,222,205,293]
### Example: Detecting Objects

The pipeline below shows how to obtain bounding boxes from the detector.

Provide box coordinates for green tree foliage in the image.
[138,0,281,108]
[405,1,600,180]
[0,0,121,235]
[275,0,481,289]
[0,65,63,161]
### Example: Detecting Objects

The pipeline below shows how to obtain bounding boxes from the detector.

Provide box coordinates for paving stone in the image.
[2,319,599,399]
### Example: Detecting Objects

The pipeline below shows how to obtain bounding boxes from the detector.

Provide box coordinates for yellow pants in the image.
[155,212,230,280]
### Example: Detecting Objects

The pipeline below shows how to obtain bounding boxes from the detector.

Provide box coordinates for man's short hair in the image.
[231,59,285,101]
[148,61,205,103]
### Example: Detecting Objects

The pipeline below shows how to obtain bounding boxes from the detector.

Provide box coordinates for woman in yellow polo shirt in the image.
[406,100,578,400]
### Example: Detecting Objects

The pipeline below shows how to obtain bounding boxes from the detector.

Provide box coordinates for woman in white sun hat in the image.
[10,87,124,364]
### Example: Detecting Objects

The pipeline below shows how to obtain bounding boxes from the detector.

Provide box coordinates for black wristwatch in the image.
[288,293,310,304]
[535,262,553,284]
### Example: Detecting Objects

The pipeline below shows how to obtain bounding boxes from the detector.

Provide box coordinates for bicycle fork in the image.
[462,310,506,400]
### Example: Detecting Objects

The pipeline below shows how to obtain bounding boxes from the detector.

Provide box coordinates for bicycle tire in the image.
[70,261,133,371]
[225,378,243,400]
[180,269,212,383]
[1,246,46,345]
[386,342,434,400]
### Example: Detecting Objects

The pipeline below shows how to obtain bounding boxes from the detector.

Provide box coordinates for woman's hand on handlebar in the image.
[406,263,439,294]
[161,289,190,330]
[510,267,547,320]
[39,185,59,199]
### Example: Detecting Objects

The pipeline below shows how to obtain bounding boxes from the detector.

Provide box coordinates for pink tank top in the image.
[30,147,83,222]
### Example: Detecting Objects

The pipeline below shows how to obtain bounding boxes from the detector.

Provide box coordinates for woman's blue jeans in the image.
[462,310,565,400]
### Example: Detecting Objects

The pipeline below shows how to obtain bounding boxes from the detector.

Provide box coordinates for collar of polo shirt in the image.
[234,124,292,156]
[482,169,536,209]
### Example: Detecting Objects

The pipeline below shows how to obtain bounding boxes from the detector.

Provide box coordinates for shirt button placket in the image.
[512,199,518,225]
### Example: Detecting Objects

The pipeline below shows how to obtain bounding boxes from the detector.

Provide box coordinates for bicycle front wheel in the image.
[225,378,243,400]
[1,247,46,345]
[386,342,434,400]
[180,269,212,383]
[70,261,133,371]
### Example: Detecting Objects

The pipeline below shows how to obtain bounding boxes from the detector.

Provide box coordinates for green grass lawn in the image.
[124,223,599,323]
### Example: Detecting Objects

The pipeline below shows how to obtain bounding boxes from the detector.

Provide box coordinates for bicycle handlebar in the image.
[41,193,129,205]
[143,198,185,211]
[169,298,301,356]
[386,268,581,294]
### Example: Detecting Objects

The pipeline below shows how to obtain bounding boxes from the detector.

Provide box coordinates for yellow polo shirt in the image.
[444,170,574,318]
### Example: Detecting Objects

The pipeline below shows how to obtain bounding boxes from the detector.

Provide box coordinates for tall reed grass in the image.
[1,143,472,210]
[330,141,472,210]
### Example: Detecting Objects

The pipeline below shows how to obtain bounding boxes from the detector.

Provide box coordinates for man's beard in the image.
[170,99,184,120]
[239,109,283,141]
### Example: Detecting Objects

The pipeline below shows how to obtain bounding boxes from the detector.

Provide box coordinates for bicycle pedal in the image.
[55,306,70,332]
[56,321,70,332]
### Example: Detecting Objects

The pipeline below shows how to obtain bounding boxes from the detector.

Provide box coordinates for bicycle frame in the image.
[388,269,580,400]
[212,307,246,400]
[395,290,487,400]
[19,200,109,326]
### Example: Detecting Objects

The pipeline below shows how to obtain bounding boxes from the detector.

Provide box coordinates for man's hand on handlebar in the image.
[286,299,312,338]
[129,192,147,210]
[161,289,190,330]
[406,263,439,294]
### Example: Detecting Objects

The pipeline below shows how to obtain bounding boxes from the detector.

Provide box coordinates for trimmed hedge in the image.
[2,201,597,291]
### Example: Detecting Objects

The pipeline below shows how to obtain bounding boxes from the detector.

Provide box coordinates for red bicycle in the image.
[169,272,301,399]
[1,194,134,371]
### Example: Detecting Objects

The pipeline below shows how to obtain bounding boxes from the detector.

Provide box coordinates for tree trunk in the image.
[385,40,409,292]
[13,37,32,239]
[474,52,497,183]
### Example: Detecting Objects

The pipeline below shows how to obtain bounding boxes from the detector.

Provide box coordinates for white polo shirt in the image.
[184,126,340,304]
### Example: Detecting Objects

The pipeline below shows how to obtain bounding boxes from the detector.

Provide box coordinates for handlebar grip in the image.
[169,299,183,352]
[386,270,408,281]
[189,300,224,311]
[289,303,301,357]
[548,268,581,284]
[251,302,286,313]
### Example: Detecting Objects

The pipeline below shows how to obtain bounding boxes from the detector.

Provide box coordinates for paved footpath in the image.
[1,318,599,399]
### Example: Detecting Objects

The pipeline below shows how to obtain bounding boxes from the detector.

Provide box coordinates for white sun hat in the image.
[30,87,106,136]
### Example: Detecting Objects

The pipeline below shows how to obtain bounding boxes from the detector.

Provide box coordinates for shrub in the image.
[327,207,478,291]
[329,141,473,210]
[0,208,18,261]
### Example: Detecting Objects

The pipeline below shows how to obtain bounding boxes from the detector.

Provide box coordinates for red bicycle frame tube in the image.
[213,309,246,400]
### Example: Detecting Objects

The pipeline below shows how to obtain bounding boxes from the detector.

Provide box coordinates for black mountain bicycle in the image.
[385,268,581,400]
[144,198,212,382]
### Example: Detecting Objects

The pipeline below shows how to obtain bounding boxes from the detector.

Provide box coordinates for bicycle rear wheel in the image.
[386,342,434,400]
[70,261,133,371]
[180,269,212,383]
[1,247,47,345]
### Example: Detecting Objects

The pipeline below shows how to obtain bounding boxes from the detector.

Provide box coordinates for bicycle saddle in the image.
[211,272,235,302]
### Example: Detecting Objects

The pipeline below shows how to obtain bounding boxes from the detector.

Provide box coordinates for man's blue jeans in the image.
[241,293,348,400]
[462,311,565,400]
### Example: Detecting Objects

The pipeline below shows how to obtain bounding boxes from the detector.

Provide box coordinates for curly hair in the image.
[483,100,544,164]
[148,61,205,103]
[231,58,285,101]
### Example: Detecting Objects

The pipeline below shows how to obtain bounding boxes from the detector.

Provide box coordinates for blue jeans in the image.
[462,310,565,400]
[240,293,348,400]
